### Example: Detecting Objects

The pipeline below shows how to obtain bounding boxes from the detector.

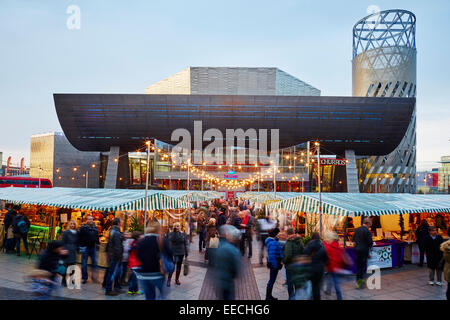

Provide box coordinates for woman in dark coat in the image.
[415,219,429,267]
[303,232,329,300]
[167,222,188,286]
[61,220,79,286]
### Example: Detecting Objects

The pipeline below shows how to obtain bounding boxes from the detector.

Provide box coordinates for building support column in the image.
[104,146,120,189]
[345,150,359,193]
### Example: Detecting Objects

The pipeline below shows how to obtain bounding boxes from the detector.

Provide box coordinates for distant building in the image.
[30,132,100,188]
[438,156,450,193]
[416,169,439,194]
[145,67,321,96]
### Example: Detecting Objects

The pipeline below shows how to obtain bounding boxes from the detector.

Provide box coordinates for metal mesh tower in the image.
[352,9,417,193]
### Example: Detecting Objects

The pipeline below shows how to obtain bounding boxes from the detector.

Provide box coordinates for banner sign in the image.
[319,158,347,166]
[368,245,393,269]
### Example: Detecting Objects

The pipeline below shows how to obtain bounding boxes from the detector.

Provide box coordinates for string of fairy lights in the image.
[22,140,348,189]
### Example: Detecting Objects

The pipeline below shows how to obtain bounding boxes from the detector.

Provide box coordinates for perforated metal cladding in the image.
[352,9,417,193]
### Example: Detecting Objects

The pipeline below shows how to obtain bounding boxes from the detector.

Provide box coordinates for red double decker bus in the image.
[0,177,53,188]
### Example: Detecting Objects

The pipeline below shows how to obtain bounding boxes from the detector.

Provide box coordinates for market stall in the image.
[267,193,450,270]
[0,187,192,265]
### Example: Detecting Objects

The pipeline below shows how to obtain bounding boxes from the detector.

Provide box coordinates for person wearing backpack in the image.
[13,211,31,256]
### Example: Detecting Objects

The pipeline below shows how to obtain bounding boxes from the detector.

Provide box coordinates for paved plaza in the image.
[0,235,447,300]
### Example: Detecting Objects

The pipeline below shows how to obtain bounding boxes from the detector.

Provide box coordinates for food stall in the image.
[0,187,193,265]
[267,192,450,271]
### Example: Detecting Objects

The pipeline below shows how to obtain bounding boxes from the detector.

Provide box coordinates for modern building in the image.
[51,10,418,193]
[30,132,100,188]
[352,9,417,193]
[145,67,321,96]
[416,169,439,194]
[438,156,450,193]
[54,93,415,191]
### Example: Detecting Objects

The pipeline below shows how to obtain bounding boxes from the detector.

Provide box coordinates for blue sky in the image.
[0,0,449,170]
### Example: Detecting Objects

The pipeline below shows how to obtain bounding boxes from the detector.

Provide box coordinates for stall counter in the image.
[345,239,406,273]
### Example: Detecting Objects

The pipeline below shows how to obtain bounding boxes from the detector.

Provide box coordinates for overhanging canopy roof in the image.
[0,187,193,212]
[264,193,450,217]
[54,94,415,155]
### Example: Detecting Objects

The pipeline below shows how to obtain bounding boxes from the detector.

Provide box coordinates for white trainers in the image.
[428,281,434,285]
[435,281,442,286]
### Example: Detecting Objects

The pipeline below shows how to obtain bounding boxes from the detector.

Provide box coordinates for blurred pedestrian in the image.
[136,221,173,300]
[12,210,30,256]
[415,219,429,267]
[257,215,277,265]
[353,217,373,289]
[283,227,303,299]
[289,254,312,300]
[105,218,124,296]
[79,215,100,284]
[213,225,242,300]
[303,232,328,300]
[197,211,207,252]
[120,231,133,286]
[239,210,254,259]
[440,239,450,300]
[29,240,68,300]
[167,222,189,286]
[323,231,345,300]
[424,226,444,286]
[61,220,79,287]
[127,231,142,295]
[265,227,283,300]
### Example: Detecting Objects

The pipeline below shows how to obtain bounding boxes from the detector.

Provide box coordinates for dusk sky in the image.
[1,0,449,170]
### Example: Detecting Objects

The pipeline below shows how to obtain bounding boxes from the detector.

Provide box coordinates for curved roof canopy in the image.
[54,94,415,156]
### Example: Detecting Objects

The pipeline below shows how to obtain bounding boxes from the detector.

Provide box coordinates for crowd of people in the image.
[3,201,450,301]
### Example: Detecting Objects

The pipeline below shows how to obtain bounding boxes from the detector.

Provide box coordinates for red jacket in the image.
[128,240,141,269]
[324,241,344,273]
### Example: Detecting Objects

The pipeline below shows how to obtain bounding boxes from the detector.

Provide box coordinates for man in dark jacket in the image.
[283,227,303,300]
[352,217,373,289]
[217,209,228,229]
[12,211,30,256]
[415,220,429,267]
[3,205,17,253]
[79,215,100,284]
[303,232,328,300]
[424,226,444,286]
[104,218,123,296]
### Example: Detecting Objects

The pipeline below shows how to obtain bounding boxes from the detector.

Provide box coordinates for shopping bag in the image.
[183,260,190,276]
[209,237,219,248]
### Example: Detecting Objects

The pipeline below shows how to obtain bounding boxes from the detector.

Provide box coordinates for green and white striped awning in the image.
[0,187,192,212]
[161,190,222,202]
[267,193,450,217]
[240,192,302,203]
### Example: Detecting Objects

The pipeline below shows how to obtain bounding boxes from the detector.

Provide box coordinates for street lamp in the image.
[315,141,323,237]
[144,140,151,235]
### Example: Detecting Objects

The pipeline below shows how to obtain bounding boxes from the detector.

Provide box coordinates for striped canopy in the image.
[266,193,450,217]
[161,190,222,202]
[0,187,192,212]
[239,192,303,203]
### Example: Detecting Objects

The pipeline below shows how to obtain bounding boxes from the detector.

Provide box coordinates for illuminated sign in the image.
[319,158,347,166]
